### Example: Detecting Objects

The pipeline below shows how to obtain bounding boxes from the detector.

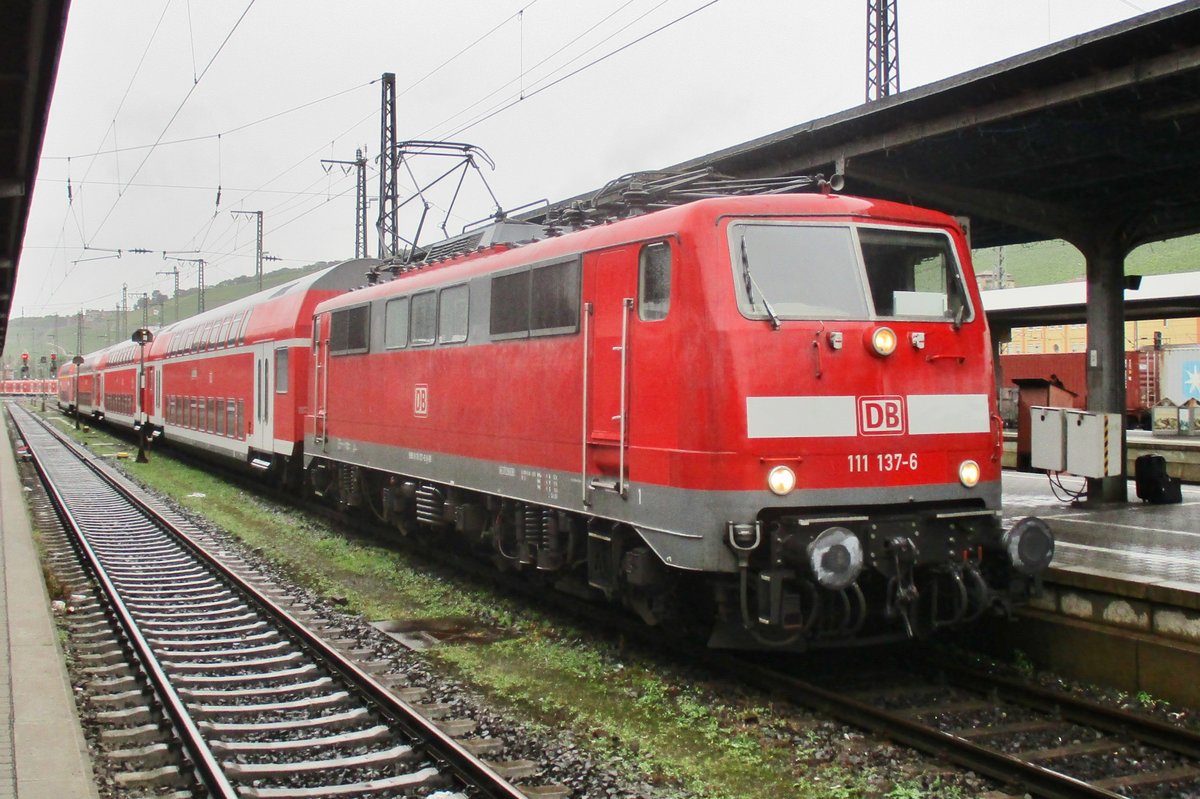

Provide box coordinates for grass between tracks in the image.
[39,408,952,799]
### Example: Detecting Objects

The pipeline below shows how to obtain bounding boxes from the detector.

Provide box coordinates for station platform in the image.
[0,421,97,797]
[987,470,1200,707]
[1002,470,1200,593]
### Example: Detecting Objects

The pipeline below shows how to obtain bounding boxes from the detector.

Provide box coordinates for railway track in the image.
[713,649,1200,799]
[9,404,550,799]
[31,406,1200,798]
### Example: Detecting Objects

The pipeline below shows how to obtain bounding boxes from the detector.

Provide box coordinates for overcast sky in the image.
[14,0,1182,319]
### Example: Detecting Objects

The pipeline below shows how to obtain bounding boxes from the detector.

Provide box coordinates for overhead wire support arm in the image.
[161,254,208,314]
[321,149,369,258]
[230,209,265,291]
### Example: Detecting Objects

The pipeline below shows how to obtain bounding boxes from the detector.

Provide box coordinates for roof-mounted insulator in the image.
[622,181,651,216]
[561,203,586,230]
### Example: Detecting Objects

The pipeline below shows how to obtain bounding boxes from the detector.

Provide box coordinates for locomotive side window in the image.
[638,242,672,321]
[384,298,409,349]
[490,270,530,339]
[438,285,469,344]
[858,228,971,322]
[731,223,869,319]
[410,291,437,346]
[530,259,580,336]
[330,305,370,355]
[275,348,289,393]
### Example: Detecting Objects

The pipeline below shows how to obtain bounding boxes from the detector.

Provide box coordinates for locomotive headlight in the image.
[868,326,897,356]
[767,465,796,495]
[1003,517,1055,576]
[958,459,981,488]
[807,526,864,590]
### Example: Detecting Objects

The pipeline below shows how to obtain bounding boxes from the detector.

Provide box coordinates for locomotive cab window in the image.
[728,222,970,324]
[384,298,409,349]
[858,228,971,322]
[638,242,671,321]
[438,285,469,344]
[329,305,370,355]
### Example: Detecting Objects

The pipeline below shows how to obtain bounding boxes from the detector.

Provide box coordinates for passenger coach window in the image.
[275,348,289,393]
[330,305,370,355]
[410,292,437,346]
[530,259,580,335]
[638,242,672,321]
[438,285,469,344]
[384,298,409,349]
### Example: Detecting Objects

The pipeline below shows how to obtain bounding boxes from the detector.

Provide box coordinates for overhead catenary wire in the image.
[83,0,260,244]
[446,0,723,140]
[420,0,648,140]
[31,0,726,319]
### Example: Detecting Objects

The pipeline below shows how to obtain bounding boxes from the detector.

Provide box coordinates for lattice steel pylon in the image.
[377,73,399,259]
[866,0,899,102]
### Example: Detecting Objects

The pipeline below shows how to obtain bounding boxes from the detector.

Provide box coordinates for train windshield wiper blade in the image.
[740,234,781,331]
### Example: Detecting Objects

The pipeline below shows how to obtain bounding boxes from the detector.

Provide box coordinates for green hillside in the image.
[975,233,1200,287]
[2,262,332,371]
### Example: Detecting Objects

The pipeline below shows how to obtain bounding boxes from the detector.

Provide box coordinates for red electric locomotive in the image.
[307,175,1053,649]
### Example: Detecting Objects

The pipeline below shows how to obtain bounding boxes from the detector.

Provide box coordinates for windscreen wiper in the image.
[740,235,781,331]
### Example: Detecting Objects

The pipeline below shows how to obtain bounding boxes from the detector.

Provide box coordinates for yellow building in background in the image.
[1004,317,1200,354]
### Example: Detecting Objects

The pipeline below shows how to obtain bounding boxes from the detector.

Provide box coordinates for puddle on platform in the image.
[371,616,513,650]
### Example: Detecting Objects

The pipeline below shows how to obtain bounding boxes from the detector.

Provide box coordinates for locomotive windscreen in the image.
[858,228,970,321]
[729,223,970,323]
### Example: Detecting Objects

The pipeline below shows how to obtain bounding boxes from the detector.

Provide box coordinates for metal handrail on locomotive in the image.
[59,169,1053,651]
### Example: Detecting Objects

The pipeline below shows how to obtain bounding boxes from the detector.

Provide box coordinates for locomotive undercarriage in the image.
[306,460,702,633]
[305,459,1051,651]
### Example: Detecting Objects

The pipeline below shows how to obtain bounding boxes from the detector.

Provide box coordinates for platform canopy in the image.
[1,0,70,352]
[664,0,1200,263]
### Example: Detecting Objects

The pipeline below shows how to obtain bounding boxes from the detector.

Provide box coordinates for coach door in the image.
[583,248,637,499]
[142,365,155,421]
[313,314,329,451]
[251,343,273,451]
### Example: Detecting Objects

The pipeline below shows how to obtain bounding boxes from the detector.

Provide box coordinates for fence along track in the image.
[10,404,530,799]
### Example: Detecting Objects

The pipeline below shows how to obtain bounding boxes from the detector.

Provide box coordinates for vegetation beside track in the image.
[33,405,968,799]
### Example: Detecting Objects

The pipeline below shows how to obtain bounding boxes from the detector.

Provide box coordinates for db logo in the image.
[857,396,905,435]
[413,384,429,418]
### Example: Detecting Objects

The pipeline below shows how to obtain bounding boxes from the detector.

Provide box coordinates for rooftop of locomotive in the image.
[323,183,963,311]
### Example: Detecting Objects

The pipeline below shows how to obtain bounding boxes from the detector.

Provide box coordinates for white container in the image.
[1064,410,1122,478]
[1030,406,1066,472]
